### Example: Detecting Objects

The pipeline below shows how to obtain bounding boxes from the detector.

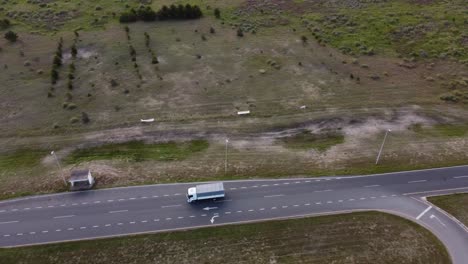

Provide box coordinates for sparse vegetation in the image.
[428,194,468,226]
[64,140,209,164]
[280,132,345,151]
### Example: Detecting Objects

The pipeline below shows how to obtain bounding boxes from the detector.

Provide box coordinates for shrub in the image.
[70,117,79,123]
[214,8,220,19]
[201,34,206,41]
[65,92,73,101]
[51,69,59,84]
[301,35,307,43]
[53,55,62,67]
[237,28,244,37]
[67,80,73,90]
[210,27,215,34]
[67,103,77,110]
[0,18,10,29]
[4,30,18,42]
[81,112,90,124]
[71,44,77,58]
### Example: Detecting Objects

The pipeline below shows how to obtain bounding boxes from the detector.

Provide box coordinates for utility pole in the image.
[375,129,391,165]
[225,138,229,174]
[51,151,67,186]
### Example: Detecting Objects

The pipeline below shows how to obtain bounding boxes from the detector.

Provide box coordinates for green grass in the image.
[300,0,468,61]
[0,212,450,264]
[428,193,468,226]
[410,124,468,137]
[64,140,209,164]
[279,131,345,151]
[0,149,46,171]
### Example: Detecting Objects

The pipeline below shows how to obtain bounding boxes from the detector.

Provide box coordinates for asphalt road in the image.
[1,166,468,263]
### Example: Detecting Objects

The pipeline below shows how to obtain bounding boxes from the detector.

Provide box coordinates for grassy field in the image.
[0,212,450,264]
[279,131,345,151]
[428,193,468,226]
[0,1,468,199]
[64,140,209,164]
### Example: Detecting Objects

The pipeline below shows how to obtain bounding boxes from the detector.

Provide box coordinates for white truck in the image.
[187,182,225,203]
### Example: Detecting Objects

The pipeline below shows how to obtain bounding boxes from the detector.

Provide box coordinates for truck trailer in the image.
[187,182,225,203]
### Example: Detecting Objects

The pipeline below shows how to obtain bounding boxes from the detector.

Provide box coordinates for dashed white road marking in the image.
[237,210,243,213]
[129,222,136,224]
[67,228,74,230]
[189,215,195,218]
[230,187,237,190]
[454,175,468,179]
[314,189,332,193]
[42,230,48,233]
[55,229,61,232]
[161,204,182,208]
[4,234,10,237]
[327,201,333,204]
[173,194,181,196]
[225,212,231,214]
[364,185,380,188]
[282,206,288,208]
[94,201,101,204]
[29,232,36,235]
[17,233,23,236]
[380,195,387,198]
[304,203,311,206]
[338,200,343,203]
[283,182,290,185]
[105,224,111,227]
[348,199,355,201]
[201,214,207,217]
[117,223,123,226]
[359,198,366,200]
[53,215,75,219]
[416,206,432,220]
[129,197,136,200]
[109,210,128,214]
[154,219,160,222]
[177,217,184,219]
[408,180,427,183]
[35,207,42,209]
[261,184,269,187]
[0,220,19,225]
[370,197,376,199]
[305,180,311,183]
[24,207,31,210]
[264,194,285,198]
[141,220,148,223]
[80,227,87,229]
[271,207,277,210]
[293,205,299,207]
[92,225,99,228]
[152,195,159,198]
[316,202,322,205]
[165,218,172,221]
[273,183,279,186]
[107,200,114,202]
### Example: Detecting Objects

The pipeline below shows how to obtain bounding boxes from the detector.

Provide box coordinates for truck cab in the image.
[187,187,197,203]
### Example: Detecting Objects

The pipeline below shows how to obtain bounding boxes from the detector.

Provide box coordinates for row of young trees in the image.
[119,4,202,23]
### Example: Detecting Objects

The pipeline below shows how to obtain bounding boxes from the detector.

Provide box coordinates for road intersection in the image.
[0,166,467,263]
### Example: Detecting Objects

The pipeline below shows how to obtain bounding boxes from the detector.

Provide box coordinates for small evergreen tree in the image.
[4,30,18,42]
[81,112,90,124]
[214,8,221,19]
[71,44,77,58]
